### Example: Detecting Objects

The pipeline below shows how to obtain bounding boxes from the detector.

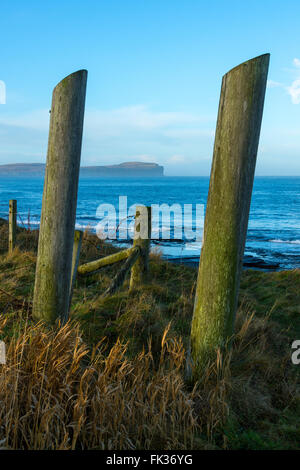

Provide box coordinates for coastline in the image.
[0,218,283,272]
[112,238,281,271]
[0,176,298,272]
[165,255,280,271]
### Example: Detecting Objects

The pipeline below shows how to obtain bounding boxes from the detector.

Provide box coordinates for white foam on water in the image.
[269,239,300,245]
[184,241,202,251]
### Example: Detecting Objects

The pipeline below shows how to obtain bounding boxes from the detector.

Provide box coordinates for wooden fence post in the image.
[103,246,141,297]
[9,199,17,253]
[187,54,270,382]
[130,205,151,289]
[32,70,87,324]
[69,229,83,307]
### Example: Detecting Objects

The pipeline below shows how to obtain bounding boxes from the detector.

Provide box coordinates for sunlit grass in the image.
[0,220,299,449]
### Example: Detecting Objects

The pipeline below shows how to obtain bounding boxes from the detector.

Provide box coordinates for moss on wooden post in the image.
[9,199,17,253]
[187,54,270,382]
[129,205,151,289]
[69,229,83,310]
[32,70,87,324]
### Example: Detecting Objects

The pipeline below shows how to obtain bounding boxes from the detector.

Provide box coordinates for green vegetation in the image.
[0,220,299,450]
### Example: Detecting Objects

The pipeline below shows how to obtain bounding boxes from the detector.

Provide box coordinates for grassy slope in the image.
[0,221,299,449]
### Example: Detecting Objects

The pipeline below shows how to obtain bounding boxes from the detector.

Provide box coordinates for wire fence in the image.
[0,203,41,233]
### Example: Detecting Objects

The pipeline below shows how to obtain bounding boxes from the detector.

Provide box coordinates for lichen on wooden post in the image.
[9,199,17,253]
[129,205,152,289]
[69,229,83,309]
[187,54,270,382]
[32,70,87,324]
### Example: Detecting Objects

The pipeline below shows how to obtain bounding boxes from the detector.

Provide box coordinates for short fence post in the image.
[9,199,17,253]
[69,229,83,308]
[130,205,151,289]
[103,246,141,297]
[187,54,270,382]
[32,70,87,324]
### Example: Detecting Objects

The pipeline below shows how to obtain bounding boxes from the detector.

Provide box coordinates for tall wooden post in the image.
[130,206,151,289]
[9,199,17,253]
[187,54,270,381]
[33,70,87,324]
[69,229,83,309]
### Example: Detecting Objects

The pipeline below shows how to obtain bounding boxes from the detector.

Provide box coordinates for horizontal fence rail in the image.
[77,246,136,275]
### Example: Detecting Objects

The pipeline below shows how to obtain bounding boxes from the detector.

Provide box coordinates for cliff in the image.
[80,162,164,177]
[0,162,164,178]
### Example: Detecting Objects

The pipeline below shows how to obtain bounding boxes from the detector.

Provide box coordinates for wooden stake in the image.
[9,200,17,253]
[129,206,151,289]
[32,70,87,324]
[103,246,141,297]
[69,229,83,309]
[187,54,270,381]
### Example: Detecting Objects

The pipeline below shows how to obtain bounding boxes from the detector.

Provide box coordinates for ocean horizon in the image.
[0,175,299,271]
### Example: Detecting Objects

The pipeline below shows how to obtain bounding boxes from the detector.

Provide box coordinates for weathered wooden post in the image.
[69,229,83,306]
[187,54,270,382]
[129,205,151,289]
[103,246,141,297]
[32,70,87,324]
[9,199,17,253]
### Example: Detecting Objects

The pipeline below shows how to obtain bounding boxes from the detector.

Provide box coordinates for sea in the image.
[0,176,299,271]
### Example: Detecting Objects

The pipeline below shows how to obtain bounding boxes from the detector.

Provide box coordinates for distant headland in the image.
[0,162,164,178]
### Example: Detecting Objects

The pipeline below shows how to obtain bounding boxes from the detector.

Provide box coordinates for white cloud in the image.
[83,105,210,139]
[286,79,300,104]
[162,128,214,139]
[0,80,6,104]
[167,155,186,164]
[0,109,50,130]
[0,104,215,170]
[267,58,300,104]
[267,79,283,89]
[133,154,158,163]
[0,105,211,137]
[286,58,300,104]
[293,58,300,68]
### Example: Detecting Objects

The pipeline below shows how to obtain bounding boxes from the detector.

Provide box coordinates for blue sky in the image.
[0,0,300,175]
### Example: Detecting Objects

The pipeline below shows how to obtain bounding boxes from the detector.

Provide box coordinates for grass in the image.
[0,220,299,450]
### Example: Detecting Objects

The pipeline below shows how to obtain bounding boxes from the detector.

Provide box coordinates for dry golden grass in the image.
[0,317,199,450]
[0,306,298,450]
[0,222,299,449]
